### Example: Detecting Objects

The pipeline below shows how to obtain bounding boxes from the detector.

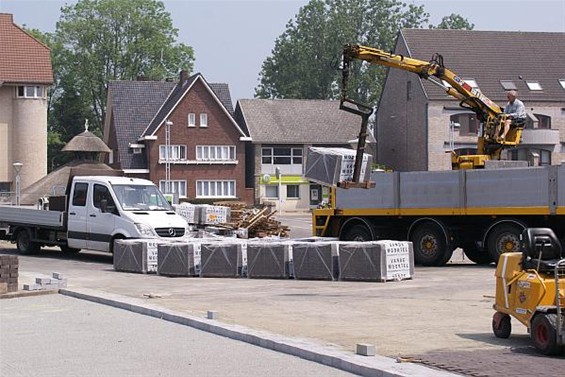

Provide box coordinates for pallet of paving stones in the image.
[23,272,67,291]
[0,255,18,293]
[113,239,167,274]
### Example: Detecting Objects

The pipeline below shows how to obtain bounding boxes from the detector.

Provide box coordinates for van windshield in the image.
[112,184,173,211]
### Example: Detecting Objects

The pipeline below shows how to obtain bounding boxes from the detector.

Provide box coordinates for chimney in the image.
[179,70,188,83]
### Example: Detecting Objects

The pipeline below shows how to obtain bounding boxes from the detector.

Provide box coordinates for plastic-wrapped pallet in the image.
[157,241,198,277]
[376,240,414,281]
[246,242,290,279]
[291,242,336,280]
[338,242,384,281]
[198,204,230,225]
[174,203,198,224]
[304,147,371,187]
[113,239,166,274]
[200,242,242,278]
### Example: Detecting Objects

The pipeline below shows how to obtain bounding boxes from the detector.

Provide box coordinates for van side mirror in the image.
[100,199,108,213]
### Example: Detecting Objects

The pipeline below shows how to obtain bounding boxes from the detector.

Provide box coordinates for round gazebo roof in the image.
[62,120,111,153]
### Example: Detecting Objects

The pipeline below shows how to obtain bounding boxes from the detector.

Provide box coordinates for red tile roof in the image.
[0,13,53,84]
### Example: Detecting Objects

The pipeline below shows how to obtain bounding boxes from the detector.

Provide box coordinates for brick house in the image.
[0,13,53,194]
[234,99,367,211]
[103,72,252,203]
[377,29,565,171]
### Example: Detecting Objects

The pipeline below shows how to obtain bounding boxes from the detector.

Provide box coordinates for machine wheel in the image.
[411,222,452,266]
[342,224,372,242]
[492,312,511,339]
[16,229,40,255]
[531,314,564,356]
[60,245,81,254]
[487,224,523,264]
[463,242,493,265]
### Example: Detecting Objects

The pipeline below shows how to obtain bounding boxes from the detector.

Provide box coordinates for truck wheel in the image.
[487,224,522,263]
[531,313,564,355]
[60,245,81,254]
[342,224,372,242]
[411,223,452,266]
[16,229,40,255]
[463,242,493,265]
[492,312,511,338]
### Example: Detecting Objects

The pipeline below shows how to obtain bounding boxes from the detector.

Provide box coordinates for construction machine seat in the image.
[521,228,564,273]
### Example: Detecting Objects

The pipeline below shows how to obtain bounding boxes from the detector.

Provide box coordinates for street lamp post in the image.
[13,161,23,206]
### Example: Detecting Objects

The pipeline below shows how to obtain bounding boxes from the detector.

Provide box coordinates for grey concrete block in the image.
[35,277,51,285]
[207,311,219,319]
[356,343,376,356]
[338,242,383,281]
[200,243,242,278]
[52,272,64,280]
[23,283,42,291]
[291,242,335,280]
[157,242,197,277]
[247,242,289,279]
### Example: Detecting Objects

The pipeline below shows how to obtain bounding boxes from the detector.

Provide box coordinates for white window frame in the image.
[526,81,543,91]
[196,145,236,161]
[200,113,208,127]
[500,80,517,90]
[196,180,236,198]
[188,113,196,127]
[261,147,303,165]
[159,145,187,161]
[159,180,187,198]
[16,85,45,99]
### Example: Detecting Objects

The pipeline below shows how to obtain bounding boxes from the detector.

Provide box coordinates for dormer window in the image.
[129,143,145,154]
[464,79,479,88]
[559,79,565,89]
[500,80,517,90]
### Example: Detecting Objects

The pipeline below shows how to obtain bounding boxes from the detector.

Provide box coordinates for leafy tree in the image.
[54,0,194,134]
[255,0,429,104]
[432,13,474,30]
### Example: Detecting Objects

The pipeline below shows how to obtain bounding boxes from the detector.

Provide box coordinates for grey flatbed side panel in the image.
[466,167,549,208]
[0,206,64,228]
[558,165,565,208]
[400,170,461,209]
[336,172,396,209]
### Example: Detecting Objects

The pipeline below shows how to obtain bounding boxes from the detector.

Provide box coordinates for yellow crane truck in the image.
[311,44,564,266]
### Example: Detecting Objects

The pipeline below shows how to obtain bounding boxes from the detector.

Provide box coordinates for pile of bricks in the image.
[23,272,67,291]
[0,255,18,294]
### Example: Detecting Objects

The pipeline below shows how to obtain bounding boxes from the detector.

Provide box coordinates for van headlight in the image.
[135,223,157,237]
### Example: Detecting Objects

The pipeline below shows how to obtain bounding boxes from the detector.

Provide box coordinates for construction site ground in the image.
[1,234,563,376]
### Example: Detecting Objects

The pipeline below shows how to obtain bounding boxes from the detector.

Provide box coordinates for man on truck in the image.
[498,90,527,141]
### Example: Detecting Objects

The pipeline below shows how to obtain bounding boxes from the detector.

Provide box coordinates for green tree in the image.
[432,13,474,30]
[255,0,429,104]
[55,0,194,134]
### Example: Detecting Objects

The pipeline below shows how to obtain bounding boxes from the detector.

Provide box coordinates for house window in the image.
[559,79,565,89]
[188,113,196,127]
[159,145,187,161]
[200,113,208,127]
[450,113,479,136]
[500,80,517,90]
[534,114,551,129]
[526,81,543,91]
[287,185,300,199]
[262,147,303,165]
[159,180,187,197]
[196,180,235,198]
[16,85,45,99]
[196,145,236,161]
[265,185,279,198]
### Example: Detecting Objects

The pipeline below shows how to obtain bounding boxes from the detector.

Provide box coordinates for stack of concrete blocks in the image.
[246,241,290,279]
[23,272,67,291]
[199,204,230,225]
[174,203,198,224]
[291,242,337,281]
[304,147,371,186]
[338,241,414,282]
[157,241,198,277]
[113,239,167,274]
[0,255,18,293]
[200,240,243,278]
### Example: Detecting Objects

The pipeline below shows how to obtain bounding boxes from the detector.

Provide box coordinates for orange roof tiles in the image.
[0,13,53,84]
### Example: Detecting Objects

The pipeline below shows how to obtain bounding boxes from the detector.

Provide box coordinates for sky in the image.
[1,0,564,102]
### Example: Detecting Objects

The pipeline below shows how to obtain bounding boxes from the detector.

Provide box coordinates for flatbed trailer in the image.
[312,165,565,266]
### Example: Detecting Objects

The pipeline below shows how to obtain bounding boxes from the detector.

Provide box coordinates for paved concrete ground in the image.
[0,294,360,377]
[1,238,563,376]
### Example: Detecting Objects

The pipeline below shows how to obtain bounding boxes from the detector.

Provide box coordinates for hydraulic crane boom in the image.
[341,44,524,170]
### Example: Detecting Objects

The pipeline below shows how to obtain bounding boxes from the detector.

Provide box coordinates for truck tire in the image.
[531,313,564,355]
[411,222,452,266]
[463,242,493,265]
[341,224,372,242]
[487,224,522,264]
[16,229,40,255]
